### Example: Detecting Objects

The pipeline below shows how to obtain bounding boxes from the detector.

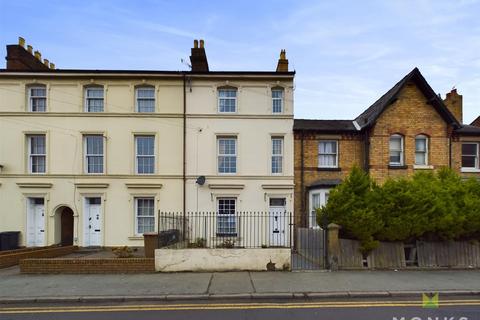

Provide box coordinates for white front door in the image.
[26,198,45,247]
[269,198,287,247]
[84,197,102,247]
[309,189,330,228]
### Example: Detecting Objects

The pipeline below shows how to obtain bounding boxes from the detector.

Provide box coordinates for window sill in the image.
[388,165,408,170]
[128,236,144,240]
[413,165,434,170]
[461,168,480,173]
[317,167,341,171]
[216,233,238,238]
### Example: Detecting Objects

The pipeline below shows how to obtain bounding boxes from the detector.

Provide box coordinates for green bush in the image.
[318,167,480,253]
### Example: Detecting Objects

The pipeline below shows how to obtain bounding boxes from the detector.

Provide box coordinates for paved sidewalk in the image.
[0,266,479,303]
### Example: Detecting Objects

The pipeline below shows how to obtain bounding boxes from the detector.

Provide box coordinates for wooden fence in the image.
[417,241,480,268]
[335,237,479,269]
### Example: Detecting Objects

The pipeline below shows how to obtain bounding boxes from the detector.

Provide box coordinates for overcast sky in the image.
[1,0,479,123]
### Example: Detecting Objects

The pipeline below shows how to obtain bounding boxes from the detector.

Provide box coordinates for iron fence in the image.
[157,211,293,249]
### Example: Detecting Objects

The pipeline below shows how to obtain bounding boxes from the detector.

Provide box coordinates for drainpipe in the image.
[300,131,305,227]
[364,129,370,172]
[182,73,187,239]
[448,130,452,169]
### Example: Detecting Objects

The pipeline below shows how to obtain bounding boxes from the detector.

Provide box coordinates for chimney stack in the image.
[276,49,289,72]
[189,39,209,72]
[443,88,463,124]
[5,37,54,71]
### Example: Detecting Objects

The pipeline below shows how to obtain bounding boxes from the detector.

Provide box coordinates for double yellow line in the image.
[1,299,480,314]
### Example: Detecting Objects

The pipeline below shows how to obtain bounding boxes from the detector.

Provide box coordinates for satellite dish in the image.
[196,176,206,186]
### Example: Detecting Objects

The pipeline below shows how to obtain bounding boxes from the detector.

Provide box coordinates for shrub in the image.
[318,166,383,253]
[319,167,480,253]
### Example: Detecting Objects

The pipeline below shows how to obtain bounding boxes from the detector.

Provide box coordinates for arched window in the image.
[271,87,284,114]
[28,85,47,112]
[135,86,155,113]
[389,134,404,166]
[218,87,237,113]
[415,135,428,166]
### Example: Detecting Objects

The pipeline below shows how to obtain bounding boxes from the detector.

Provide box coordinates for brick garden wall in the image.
[20,258,155,274]
[0,246,77,269]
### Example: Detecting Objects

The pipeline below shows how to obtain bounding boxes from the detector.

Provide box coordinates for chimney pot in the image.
[34,50,41,60]
[194,39,198,48]
[43,59,49,66]
[49,62,55,69]
[27,45,33,53]
[18,37,25,47]
[200,39,204,48]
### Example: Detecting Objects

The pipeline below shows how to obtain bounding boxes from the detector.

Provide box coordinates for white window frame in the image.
[135,86,156,113]
[135,135,155,174]
[84,135,105,174]
[318,140,338,168]
[28,86,47,112]
[309,189,330,229]
[84,87,104,112]
[461,142,480,171]
[271,137,284,174]
[134,197,155,236]
[217,88,237,113]
[216,197,237,237]
[217,137,237,174]
[272,88,284,114]
[414,135,429,166]
[27,134,46,174]
[389,134,404,166]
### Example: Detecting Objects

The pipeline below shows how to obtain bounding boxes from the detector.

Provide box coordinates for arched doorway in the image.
[60,207,74,246]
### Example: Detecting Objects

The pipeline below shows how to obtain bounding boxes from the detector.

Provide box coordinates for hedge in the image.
[318,167,480,254]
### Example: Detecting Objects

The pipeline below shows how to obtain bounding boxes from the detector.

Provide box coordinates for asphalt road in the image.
[0,297,479,320]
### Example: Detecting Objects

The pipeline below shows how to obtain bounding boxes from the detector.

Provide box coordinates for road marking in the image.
[1,299,479,314]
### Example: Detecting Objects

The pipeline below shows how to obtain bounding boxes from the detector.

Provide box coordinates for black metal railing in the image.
[157,211,293,249]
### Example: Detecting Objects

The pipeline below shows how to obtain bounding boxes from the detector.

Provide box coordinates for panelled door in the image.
[269,198,287,247]
[84,197,102,247]
[26,198,45,247]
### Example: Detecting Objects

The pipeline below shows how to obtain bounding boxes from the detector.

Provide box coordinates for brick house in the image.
[294,67,480,228]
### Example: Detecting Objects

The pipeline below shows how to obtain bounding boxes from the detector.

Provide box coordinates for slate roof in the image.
[354,67,460,129]
[293,119,357,133]
[307,179,342,189]
[455,125,480,136]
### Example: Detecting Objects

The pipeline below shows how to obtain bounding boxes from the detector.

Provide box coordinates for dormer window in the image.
[29,86,46,112]
[85,87,104,112]
[218,88,237,113]
[272,88,284,113]
[389,134,404,166]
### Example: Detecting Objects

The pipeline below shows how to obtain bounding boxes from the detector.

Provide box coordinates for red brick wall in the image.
[0,246,77,269]
[20,258,155,274]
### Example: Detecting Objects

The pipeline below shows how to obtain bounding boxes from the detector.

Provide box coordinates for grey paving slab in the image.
[0,269,212,298]
[0,266,479,301]
[208,272,254,294]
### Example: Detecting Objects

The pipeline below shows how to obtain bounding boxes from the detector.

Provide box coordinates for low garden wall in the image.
[0,245,77,269]
[20,258,155,274]
[155,248,291,272]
